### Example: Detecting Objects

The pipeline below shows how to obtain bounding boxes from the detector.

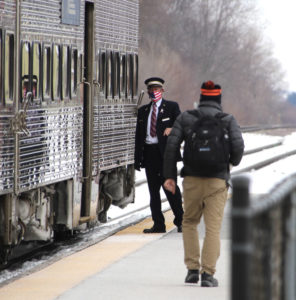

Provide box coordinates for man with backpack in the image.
[163,81,244,287]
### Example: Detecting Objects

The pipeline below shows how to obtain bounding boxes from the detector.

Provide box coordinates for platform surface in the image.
[0,210,230,300]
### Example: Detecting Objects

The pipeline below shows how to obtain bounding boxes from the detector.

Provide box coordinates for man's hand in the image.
[164,179,176,194]
[134,164,141,171]
[163,128,172,136]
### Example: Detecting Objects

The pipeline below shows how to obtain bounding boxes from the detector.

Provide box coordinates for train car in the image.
[0,0,139,262]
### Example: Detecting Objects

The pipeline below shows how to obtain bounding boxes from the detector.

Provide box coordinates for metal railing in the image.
[231,174,296,300]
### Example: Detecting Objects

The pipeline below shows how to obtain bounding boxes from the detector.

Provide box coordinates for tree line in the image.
[138,0,296,125]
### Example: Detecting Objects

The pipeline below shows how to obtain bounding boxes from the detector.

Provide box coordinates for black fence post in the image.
[284,193,296,300]
[231,175,252,300]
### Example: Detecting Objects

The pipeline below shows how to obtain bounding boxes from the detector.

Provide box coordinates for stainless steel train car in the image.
[0,0,139,262]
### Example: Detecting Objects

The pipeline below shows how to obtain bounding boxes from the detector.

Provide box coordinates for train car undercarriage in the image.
[0,164,135,265]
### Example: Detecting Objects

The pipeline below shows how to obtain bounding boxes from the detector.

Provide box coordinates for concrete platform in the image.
[0,210,230,300]
[57,230,230,300]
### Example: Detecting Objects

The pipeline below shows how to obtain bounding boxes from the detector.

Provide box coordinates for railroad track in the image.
[241,124,296,132]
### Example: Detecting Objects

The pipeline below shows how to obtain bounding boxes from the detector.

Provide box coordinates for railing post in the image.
[284,191,296,300]
[231,175,252,300]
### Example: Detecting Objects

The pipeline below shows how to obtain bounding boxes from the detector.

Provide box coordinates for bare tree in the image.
[139,0,289,124]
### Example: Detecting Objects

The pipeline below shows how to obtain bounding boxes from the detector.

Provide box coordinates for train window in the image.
[78,53,83,100]
[32,43,41,99]
[119,54,126,99]
[98,51,106,95]
[43,46,51,100]
[95,49,99,88]
[133,54,138,99]
[62,46,69,100]
[52,44,60,100]
[113,52,120,99]
[21,42,30,101]
[126,54,132,99]
[106,51,112,99]
[4,34,14,105]
[71,49,78,98]
[0,30,2,105]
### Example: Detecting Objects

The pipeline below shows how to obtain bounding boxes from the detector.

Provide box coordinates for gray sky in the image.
[258,0,296,92]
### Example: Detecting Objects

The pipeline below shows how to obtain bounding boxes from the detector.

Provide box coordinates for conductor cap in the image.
[144,77,165,88]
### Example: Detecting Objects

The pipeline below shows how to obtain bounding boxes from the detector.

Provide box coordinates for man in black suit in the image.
[135,77,183,233]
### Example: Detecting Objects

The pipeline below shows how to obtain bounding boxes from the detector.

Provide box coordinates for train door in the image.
[80,1,99,224]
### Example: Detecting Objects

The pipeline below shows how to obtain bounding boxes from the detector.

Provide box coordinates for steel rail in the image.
[231,148,296,175]
[241,124,296,133]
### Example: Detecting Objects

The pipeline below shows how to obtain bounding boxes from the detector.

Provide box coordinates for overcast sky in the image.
[258,0,296,92]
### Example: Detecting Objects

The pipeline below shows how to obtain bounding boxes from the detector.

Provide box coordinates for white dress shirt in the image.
[145,99,162,144]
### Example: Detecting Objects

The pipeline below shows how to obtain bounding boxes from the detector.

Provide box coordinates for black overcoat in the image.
[135,99,181,170]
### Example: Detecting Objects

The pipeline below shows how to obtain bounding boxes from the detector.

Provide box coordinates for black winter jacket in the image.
[163,101,244,181]
[135,99,181,170]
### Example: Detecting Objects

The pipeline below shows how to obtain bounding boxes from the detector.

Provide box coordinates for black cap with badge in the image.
[144,77,165,87]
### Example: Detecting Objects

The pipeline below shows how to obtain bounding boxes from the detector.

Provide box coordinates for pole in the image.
[231,175,252,300]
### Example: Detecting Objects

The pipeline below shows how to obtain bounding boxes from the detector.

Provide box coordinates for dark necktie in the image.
[150,102,157,137]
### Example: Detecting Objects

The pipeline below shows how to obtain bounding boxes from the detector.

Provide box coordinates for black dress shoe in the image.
[185,269,199,283]
[201,272,218,287]
[143,226,166,233]
[177,225,182,232]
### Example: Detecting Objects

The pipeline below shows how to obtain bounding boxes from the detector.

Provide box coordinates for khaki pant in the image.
[182,176,227,275]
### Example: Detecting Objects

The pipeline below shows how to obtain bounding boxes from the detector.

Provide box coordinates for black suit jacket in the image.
[135,99,181,169]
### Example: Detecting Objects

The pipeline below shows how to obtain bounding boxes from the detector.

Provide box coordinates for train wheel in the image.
[0,247,10,267]
[54,224,73,241]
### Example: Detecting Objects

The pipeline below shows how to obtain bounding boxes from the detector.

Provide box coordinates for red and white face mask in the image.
[148,91,162,102]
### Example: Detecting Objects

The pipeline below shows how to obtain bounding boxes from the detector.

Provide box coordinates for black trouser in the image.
[144,144,183,229]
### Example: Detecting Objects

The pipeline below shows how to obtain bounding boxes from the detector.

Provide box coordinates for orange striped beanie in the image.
[200,81,222,104]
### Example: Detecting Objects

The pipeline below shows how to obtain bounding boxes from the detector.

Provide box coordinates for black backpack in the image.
[183,110,230,174]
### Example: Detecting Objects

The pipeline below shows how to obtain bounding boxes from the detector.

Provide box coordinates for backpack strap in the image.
[214,112,230,129]
[214,112,230,173]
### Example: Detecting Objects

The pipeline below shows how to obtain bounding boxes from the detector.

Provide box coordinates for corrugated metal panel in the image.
[0,1,15,30]
[20,0,84,44]
[0,114,14,194]
[92,104,100,175]
[95,0,139,52]
[97,103,136,170]
[18,106,83,191]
